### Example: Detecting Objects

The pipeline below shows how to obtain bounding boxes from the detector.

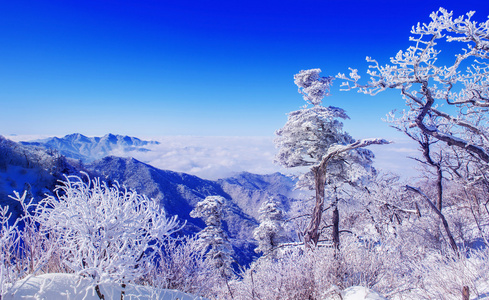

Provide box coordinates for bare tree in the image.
[339,8,489,165]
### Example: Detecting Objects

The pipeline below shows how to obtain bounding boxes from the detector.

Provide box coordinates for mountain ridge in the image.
[20,133,160,163]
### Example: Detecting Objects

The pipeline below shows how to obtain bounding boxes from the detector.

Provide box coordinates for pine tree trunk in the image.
[303,139,389,247]
[304,165,326,246]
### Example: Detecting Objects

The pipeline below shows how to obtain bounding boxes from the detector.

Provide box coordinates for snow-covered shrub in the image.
[146,236,217,297]
[230,238,398,299]
[0,203,21,296]
[399,247,489,299]
[35,174,181,285]
[231,246,316,299]
[1,191,62,297]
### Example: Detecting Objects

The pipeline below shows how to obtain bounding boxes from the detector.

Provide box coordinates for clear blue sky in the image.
[0,0,486,138]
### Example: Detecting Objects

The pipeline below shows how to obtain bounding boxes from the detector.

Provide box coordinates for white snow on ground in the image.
[3,273,387,300]
[4,273,207,300]
[341,286,387,300]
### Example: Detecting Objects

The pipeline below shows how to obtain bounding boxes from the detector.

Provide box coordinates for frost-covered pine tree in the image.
[190,196,234,280]
[253,197,287,256]
[275,69,388,247]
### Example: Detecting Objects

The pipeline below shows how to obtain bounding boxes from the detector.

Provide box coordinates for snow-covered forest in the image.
[2,7,489,300]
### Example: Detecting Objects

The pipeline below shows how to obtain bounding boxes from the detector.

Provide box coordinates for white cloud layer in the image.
[7,134,421,180]
[121,136,287,180]
[127,136,422,180]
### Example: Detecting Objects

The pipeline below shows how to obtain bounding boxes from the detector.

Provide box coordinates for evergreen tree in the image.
[253,197,287,256]
[190,196,234,279]
[275,69,387,247]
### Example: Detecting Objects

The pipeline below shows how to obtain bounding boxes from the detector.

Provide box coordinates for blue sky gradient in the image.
[1,0,487,138]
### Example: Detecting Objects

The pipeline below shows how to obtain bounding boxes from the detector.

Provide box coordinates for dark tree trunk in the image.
[462,286,470,300]
[332,205,340,250]
[436,164,443,212]
[95,284,105,300]
[120,283,126,300]
[419,133,443,212]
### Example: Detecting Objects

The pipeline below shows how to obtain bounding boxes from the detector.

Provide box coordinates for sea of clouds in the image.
[103,135,421,180]
[9,135,420,180]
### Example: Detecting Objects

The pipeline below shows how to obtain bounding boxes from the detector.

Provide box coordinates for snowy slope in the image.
[4,273,207,300]
[0,136,82,220]
[342,286,387,300]
[5,274,387,300]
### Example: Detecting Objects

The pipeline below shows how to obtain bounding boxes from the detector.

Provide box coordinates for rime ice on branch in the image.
[338,7,489,164]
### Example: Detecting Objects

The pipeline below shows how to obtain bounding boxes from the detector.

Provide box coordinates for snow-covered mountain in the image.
[20,133,159,163]
[87,156,254,236]
[1,136,303,266]
[0,135,81,220]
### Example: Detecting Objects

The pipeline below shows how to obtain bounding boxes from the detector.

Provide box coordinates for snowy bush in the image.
[146,236,217,297]
[393,247,489,300]
[0,203,20,296]
[230,246,315,299]
[230,239,397,299]
[35,174,181,285]
[1,191,62,297]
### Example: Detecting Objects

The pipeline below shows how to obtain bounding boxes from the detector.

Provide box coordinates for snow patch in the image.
[4,273,207,300]
[342,286,387,300]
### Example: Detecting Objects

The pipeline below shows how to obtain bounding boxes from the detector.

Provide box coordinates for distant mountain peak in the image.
[20,133,159,163]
